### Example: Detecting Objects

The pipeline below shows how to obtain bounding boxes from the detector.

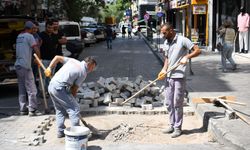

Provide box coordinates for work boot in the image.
[171,128,182,138]
[162,126,174,134]
[57,132,65,138]
[29,110,43,117]
[232,64,237,71]
[20,111,28,115]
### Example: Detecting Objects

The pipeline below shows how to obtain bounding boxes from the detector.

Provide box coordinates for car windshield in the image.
[59,25,79,37]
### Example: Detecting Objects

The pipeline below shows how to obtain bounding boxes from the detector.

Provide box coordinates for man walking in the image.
[15,21,41,116]
[44,55,97,138]
[105,25,113,49]
[158,23,201,138]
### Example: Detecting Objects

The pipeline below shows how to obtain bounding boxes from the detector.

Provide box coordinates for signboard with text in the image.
[193,5,206,14]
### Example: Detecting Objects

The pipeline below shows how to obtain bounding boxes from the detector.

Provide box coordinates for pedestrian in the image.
[52,19,67,71]
[44,55,97,138]
[39,20,58,94]
[127,24,132,39]
[15,21,42,116]
[237,6,249,54]
[157,23,201,138]
[122,25,126,38]
[217,20,237,72]
[105,25,113,49]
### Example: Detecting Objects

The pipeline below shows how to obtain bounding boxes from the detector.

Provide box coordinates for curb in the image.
[80,106,195,116]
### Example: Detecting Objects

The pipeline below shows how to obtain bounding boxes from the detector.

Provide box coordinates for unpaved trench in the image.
[36,113,215,150]
[83,114,214,146]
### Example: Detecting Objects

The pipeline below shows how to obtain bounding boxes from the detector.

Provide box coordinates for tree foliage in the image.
[99,0,132,23]
[47,0,131,22]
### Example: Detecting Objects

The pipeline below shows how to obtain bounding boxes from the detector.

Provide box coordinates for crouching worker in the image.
[44,55,97,138]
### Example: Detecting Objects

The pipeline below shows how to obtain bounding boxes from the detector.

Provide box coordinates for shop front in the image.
[166,0,208,46]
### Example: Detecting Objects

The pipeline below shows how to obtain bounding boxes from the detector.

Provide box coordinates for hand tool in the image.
[121,63,181,105]
[38,67,50,113]
[217,99,250,125]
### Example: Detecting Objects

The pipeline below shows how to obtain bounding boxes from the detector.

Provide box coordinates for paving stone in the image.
[80,104,90,110]
[144,96,153,103]
[97,76,106,88]
[150,87,160,95]
[83,91,95,99]
[92,99,98,107]
[97,88,105,94]
[103,93,112,104]
[135,75,143,85]
[125,86,134,93]
[115,98,124,104]
[87,82,96,89]
[152,101,163,107]
[106,77,117,85]
[80,99,93,105]
[135,98,145,107]
[141,104,153,110]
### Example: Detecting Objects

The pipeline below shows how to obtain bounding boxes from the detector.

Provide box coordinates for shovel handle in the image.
[122,63,181,105]
[34,53,46,71]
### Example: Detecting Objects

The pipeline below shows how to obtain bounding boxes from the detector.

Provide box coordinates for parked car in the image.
[0,16,34,85]
[82,27,105,42]
[80,28,96,47]
[87,23,107,41]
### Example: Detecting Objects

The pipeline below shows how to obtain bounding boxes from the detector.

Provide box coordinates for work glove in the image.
[44,67,52,77]
[180,56,188,64]
[157,70,167,80]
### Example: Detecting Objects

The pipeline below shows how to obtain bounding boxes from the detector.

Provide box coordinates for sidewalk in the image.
[145,33,250,150]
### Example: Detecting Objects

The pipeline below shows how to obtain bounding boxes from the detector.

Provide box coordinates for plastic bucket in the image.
[64,126,90,150]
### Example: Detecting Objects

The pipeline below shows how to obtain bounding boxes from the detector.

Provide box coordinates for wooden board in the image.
[192,95,236,104]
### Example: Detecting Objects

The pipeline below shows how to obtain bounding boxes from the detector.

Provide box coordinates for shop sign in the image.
[193,5,206,14]
[156,12,164,18]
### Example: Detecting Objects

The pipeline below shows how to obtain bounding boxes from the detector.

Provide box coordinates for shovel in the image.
[121,63,181,106]
[38,67,50,113]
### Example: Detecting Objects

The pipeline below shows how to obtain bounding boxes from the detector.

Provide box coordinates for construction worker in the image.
[44,55,97,138]
[158,23,200,138]
[15,21,41,116]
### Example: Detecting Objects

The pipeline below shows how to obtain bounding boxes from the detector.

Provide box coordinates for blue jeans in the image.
[48,82,80,134]
[165,78,186,129]
[221,42,236,70]
[106,37,112,49]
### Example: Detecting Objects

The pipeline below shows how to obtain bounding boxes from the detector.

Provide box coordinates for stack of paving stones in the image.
[76,76,166,111]
[30,116,55,146]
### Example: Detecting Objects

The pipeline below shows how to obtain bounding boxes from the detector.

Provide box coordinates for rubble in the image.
[76,76,166,110]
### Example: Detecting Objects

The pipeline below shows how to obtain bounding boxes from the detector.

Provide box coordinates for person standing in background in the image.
[39,20,58,94]
[237,6,250,54]
[52,19,67,71]
[15,21,42,116]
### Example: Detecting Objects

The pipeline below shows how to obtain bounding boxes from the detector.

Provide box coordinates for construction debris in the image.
[76,76,166,110]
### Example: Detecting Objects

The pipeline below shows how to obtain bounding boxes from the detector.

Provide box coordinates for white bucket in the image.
[64,126,90,150]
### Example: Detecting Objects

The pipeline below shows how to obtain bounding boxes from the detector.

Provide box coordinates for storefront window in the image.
[220,0,240,27]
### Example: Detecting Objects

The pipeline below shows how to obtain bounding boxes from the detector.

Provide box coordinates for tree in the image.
[99,0,132,23]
